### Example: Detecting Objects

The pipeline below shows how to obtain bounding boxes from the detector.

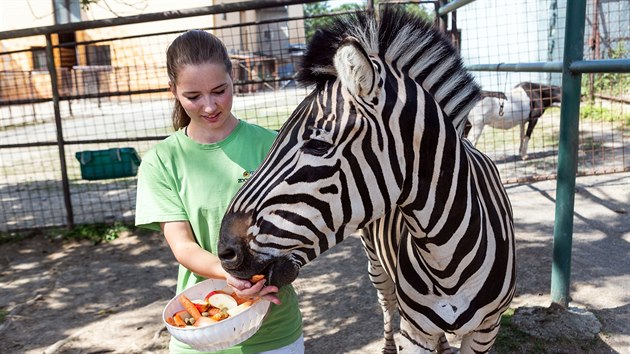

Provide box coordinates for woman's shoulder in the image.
[141,132,183,164]
[238,120,278,139]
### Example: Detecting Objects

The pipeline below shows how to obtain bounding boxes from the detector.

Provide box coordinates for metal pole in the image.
[437,0,477,16]
[467,61,563,73]
[550,0,587,308]
[466,58,630,74]
[46,33,75,228]
[437,0,448,33]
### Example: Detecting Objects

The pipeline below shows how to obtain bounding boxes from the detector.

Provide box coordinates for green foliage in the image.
[582,43,630,97]
[377,1,435,22]
[580,104,630,126]
[58,222,129,244]
[0,222,131,246]
[494,308,536,352]
[494,308,610,353]
[304,2,435,43]
[0,231,26,245]
[304,2,362,42]
[0,308,8,324]
[80,0,99,10]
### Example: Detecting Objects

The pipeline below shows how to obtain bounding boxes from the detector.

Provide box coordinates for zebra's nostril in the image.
[219,246,238,264]
[218,237,246,271]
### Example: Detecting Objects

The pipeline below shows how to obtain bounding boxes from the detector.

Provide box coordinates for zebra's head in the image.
[219,8,480,287]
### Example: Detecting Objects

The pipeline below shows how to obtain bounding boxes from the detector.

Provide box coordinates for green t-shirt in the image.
[135,120,302,354]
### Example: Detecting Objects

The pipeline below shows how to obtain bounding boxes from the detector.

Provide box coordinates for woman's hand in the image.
[225,274,281,305]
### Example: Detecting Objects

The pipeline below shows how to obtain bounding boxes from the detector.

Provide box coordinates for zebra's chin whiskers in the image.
[265,256,301,288]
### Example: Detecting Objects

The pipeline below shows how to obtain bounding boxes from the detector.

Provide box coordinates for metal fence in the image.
[0,0,628,232]
[457,0,629,183]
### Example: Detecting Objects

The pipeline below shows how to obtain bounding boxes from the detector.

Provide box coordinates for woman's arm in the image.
[161,221,281,304]
[161,221,228,279]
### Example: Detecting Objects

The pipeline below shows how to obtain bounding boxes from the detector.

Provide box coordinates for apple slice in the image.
[191,299,209,313]
[208,293,238,311]
[204,291,221,302]
[193,316,217,327]
[227,300,254,317]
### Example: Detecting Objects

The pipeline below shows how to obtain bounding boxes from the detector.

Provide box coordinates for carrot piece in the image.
[250,274,265,283]
[165,316,178,327]
[172,314,187,327]
[178,294,202,320]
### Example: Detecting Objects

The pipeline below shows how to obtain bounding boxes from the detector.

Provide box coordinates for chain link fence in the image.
[1,0,628,232]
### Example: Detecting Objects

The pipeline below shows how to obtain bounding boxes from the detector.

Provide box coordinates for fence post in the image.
[45,33,75,228]
[550,0,586,308]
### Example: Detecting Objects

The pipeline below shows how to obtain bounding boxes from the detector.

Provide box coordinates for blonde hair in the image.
[166,30,233,130]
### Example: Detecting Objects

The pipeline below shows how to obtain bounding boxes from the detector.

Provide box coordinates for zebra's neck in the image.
[393,83,472,241]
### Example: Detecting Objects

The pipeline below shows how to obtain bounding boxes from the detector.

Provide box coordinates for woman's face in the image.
[172,62,236,138]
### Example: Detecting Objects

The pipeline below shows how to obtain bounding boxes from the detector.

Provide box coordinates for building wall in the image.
[0,0,305,101]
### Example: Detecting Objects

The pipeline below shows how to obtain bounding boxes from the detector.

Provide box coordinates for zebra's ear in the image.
[333,36,378,98]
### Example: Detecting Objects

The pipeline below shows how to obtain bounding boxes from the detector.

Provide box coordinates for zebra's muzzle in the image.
[266,257,300,288]
[219,211,301,288]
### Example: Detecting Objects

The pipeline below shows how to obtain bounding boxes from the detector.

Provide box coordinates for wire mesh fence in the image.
[458,0,629,182]
[0,0,628,232]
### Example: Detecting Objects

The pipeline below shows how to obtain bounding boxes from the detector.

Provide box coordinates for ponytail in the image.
[172,100,190,131]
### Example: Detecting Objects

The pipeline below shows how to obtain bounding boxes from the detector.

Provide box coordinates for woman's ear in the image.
[169,81,176,96]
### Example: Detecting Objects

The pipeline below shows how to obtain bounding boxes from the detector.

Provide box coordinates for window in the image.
[31,47,47,71]
[86,45,112,66]
[54,0,81,24]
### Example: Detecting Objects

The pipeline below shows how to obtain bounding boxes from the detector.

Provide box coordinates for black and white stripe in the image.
[219,8,515,353]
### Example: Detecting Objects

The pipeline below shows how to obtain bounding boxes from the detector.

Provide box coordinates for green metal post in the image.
[550,0,587,307]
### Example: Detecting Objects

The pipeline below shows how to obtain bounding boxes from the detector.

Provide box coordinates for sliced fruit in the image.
[193,316,217,327]
[207,307,222,316]
[204,291,221,302]
[191,299,209,313]
[227,300,254,317]
[208,293,238,310]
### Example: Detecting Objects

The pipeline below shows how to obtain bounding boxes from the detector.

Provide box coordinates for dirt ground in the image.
[1,173,629,354]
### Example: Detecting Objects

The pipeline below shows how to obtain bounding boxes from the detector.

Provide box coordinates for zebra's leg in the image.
[371,257,398,354]
[397,318,447,354]
[436,334,456,354]
[359,228,398,354]
[458,317,501,354]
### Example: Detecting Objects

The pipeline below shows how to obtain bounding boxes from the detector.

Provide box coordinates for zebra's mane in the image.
[296,7,481,132]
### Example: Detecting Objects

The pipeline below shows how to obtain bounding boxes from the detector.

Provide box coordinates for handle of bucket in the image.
[109,148,122,162]
[79,151,92,165]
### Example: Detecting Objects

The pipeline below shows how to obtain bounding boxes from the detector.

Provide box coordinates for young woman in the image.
[135,30,303,354]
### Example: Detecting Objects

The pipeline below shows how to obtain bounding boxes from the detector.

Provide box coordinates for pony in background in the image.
[466,82,562,160]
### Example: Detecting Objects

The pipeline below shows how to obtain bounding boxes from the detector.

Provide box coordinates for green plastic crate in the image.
[75,147,141,180]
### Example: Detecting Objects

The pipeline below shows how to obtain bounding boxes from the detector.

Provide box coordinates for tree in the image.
[303,2,362,41]
[303,1,434,42]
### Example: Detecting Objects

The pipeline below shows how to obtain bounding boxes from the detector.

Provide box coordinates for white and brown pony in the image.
[465,82,562,160]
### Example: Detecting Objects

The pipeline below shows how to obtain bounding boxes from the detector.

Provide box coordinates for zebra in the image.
[219,7,516,353]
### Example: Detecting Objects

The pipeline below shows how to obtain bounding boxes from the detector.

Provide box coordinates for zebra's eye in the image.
[303,138,332,156]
